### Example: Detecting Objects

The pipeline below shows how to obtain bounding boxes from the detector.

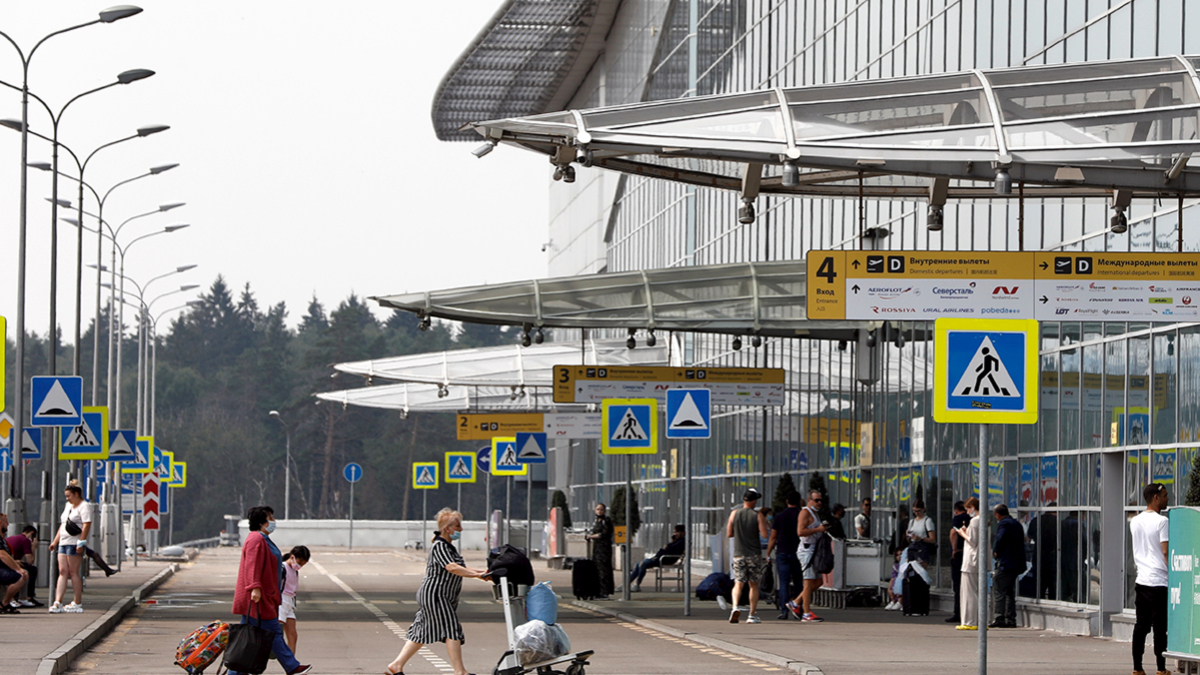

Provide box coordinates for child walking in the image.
[280,546,311,654]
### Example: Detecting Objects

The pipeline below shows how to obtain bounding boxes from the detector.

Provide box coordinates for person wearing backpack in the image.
[785,490,829,623]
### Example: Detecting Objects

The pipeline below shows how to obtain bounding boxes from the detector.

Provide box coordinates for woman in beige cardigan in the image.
[954,497,982,630]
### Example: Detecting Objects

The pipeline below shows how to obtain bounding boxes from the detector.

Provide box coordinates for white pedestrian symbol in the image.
[450,457,471,477]
[952,336,1019,397]
[612,408,648,441]
[64,420,99,447]
[498,444,519,466]
[518,435,544,459]
[36,380,77,418]
[417,467,435,484]
[669,393,707,430]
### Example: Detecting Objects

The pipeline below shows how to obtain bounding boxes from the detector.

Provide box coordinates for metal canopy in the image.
[372,260,872,340]
[335,338,671,386]
[316,382,577,414]
[468,55,1200,199]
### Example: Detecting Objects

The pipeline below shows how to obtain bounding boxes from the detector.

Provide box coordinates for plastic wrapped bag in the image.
[525,582,558,624]
[514,620,571,665]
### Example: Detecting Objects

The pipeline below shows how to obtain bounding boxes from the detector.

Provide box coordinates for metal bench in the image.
[653,556,684,592]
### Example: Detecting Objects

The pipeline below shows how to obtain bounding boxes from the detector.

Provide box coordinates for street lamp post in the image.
[135,281,198,433]
[269,411,292,520]
[149,300,201,437]
[0,2,144,537]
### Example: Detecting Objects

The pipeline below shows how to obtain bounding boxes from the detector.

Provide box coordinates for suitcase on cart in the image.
[572,559,603,600]
[902,569,930,616]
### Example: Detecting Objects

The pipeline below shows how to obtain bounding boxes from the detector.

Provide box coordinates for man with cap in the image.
[725,488,769,624]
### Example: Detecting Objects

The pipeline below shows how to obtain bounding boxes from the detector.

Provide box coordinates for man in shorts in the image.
[725,488,769,624]
[786,490,828,622]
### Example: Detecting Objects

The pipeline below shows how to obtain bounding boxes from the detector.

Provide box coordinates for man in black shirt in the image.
[946,501,970,623]
[767,491,802,620]
[628,524,685,591]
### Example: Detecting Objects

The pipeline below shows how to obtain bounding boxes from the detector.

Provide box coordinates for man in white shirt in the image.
[1129,482,1170,675]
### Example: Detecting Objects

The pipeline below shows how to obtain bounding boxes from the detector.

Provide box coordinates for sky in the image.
[0,2,549,345]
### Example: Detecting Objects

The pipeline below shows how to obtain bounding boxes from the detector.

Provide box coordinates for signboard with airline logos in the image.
[806,250,1200,322]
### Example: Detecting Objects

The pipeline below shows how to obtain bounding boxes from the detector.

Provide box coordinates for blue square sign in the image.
[515,432,547,463]
[666,389,711,439]
[31,376,83,427]
[934,318,1038,424]
[601,399,657,454]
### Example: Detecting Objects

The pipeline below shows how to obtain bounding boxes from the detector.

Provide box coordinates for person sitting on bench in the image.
[627,525,685,592]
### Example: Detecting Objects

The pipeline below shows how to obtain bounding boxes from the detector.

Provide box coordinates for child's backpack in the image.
[175,621,230,674]
[695,572,734,601]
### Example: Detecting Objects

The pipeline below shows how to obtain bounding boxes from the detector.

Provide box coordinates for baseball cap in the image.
[743,488,762,502]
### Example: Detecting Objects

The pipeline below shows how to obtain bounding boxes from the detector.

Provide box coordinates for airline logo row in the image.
[807,251,1200,322]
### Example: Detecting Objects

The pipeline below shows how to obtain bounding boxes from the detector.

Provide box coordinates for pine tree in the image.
[772,473,797,513]
[550,490,573,528]
[611,486,641,537]
[1186,451,1200,506]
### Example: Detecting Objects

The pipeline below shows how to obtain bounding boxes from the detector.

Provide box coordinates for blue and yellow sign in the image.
[934,318,1039,424]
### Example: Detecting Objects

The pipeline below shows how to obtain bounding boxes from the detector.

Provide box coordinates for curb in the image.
[37,563,180,675]
[570,599,825,675]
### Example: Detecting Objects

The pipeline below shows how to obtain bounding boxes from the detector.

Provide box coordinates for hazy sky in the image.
[0,2,549,346]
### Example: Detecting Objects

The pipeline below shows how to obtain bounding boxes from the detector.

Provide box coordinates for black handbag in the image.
[64,520,82,537]
[220,603,274,674]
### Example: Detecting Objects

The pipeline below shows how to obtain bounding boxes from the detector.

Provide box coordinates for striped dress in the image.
[406,537,466,644]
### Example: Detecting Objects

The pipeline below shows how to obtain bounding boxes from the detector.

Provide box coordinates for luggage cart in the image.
[490,568,593,675]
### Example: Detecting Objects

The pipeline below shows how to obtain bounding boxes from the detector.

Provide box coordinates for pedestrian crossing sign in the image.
[491,437,527,476]
[122,437,154,474]
[666,389,711,439]
[515,432,547,464]
[58,406,109,460]
[30,376,83,427]
[170,461,187,488]
[934,318,1039,425]
[601,398,657,455]
[445,451,476,483]
[413,461,439,489]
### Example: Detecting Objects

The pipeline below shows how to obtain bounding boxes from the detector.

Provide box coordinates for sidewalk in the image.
[5,559,176,675]
[527,560,1137,675]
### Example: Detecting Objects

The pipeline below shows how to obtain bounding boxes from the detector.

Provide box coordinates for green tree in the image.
[772,473,797,513]
[1186,452,1200,506]
[611,486,641,537]
[550,489,572,528]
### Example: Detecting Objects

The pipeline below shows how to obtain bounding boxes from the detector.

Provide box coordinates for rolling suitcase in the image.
[572,559,602,600]
[902,569,930,616]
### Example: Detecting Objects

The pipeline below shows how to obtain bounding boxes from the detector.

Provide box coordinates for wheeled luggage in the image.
[902,569,930,616]
[571,559,603,600]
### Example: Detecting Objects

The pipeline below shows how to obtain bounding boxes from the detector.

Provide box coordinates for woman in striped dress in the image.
[386,509,491,675]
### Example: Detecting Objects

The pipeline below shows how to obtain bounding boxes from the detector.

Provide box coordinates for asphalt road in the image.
[66,547,784,675]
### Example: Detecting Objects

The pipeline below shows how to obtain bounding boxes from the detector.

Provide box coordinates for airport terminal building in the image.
[414,0,1200,635]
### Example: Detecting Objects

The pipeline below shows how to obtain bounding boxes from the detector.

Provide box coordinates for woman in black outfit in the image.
[386,508,491,675]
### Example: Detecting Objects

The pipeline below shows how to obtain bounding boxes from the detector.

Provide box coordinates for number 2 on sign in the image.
[816,256,837,283]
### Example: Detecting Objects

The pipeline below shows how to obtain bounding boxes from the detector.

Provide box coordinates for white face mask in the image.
[266,521,277,534]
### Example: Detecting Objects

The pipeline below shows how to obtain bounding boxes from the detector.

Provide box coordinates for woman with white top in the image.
[954,497,982,629]
[46,482,91,613]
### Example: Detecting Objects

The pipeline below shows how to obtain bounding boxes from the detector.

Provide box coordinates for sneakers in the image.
[776,611,789,620]
[27,598,43,607]
[956,624,978,631]
[884,600,901,611]
[729,608,741,623]
[716,596,729,611]
[48,602,64,614]
[64,602,83,613]
[18,599,35,607]
[785,600,803,618]
[801,612,824,623]
[746,614,761,624]
[288,666,312,675]
[631,582,641,593]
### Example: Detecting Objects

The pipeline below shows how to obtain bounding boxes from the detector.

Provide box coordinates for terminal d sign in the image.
[806,250,1200,322]
[554,365,785,406]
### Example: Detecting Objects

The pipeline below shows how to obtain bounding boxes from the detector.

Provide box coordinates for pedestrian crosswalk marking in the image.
[611,408,648,441]
[951,335,1020,397]
[417,467,434,484]
[499,446,519,466]
[63,421,99,446]
[450,457,471,477]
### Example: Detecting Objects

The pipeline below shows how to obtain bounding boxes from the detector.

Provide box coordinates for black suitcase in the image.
[902,570,930,616]
[572,559,602,600]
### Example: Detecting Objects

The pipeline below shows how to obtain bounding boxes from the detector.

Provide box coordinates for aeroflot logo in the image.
[992,286,1019,295]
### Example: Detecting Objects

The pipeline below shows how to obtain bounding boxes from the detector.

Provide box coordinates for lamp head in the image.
[46,197,72,208]
[163,223,190,233]
[28,161,51,171]
[0,119,25,132]
[99,5,143,23]
[176,264,197,273]
[994,168,1012,195]
[158,202,185,212]
[63,217,81,226]
[137,125,170,137]
[149,163,178,175]
[180,284,199,292]
[269,410,281,418]
[117,69,155,84]
[186,299,203,306]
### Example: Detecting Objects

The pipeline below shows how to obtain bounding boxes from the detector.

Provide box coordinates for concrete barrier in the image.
[238,519,548,552]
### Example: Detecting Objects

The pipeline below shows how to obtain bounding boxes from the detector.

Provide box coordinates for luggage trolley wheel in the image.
[566,662,585,675]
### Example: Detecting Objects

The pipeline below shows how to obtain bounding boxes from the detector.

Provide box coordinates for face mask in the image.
[450,531,461,541]
[266,521,277,534]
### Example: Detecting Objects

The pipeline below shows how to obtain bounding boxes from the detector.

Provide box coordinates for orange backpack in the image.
[175,621,230,674]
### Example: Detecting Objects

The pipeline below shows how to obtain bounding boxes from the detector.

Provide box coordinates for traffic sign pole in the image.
[349,478,354,551]
[623,456,632,602]
[683,438,692,617]
[978,424,988,674]
[421,489,427,549]
[485,463,491,548]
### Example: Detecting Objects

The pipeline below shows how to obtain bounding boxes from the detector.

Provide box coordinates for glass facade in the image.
[538,0,1200,620]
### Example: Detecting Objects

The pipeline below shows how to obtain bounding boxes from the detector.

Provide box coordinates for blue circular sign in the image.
[343,462,363,483]
[477,446,491,474]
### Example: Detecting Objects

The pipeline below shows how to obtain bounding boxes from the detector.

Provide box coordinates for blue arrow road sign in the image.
[477,446,491,474]
[515,432,548,463]
[0,445,11,472]
[31,376,83,427]
[666,389,711,439]
[344,462,363,483]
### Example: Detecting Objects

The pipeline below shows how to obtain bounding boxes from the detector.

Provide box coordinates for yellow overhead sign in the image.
[456,413,544,440]
[554,365,785,406]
